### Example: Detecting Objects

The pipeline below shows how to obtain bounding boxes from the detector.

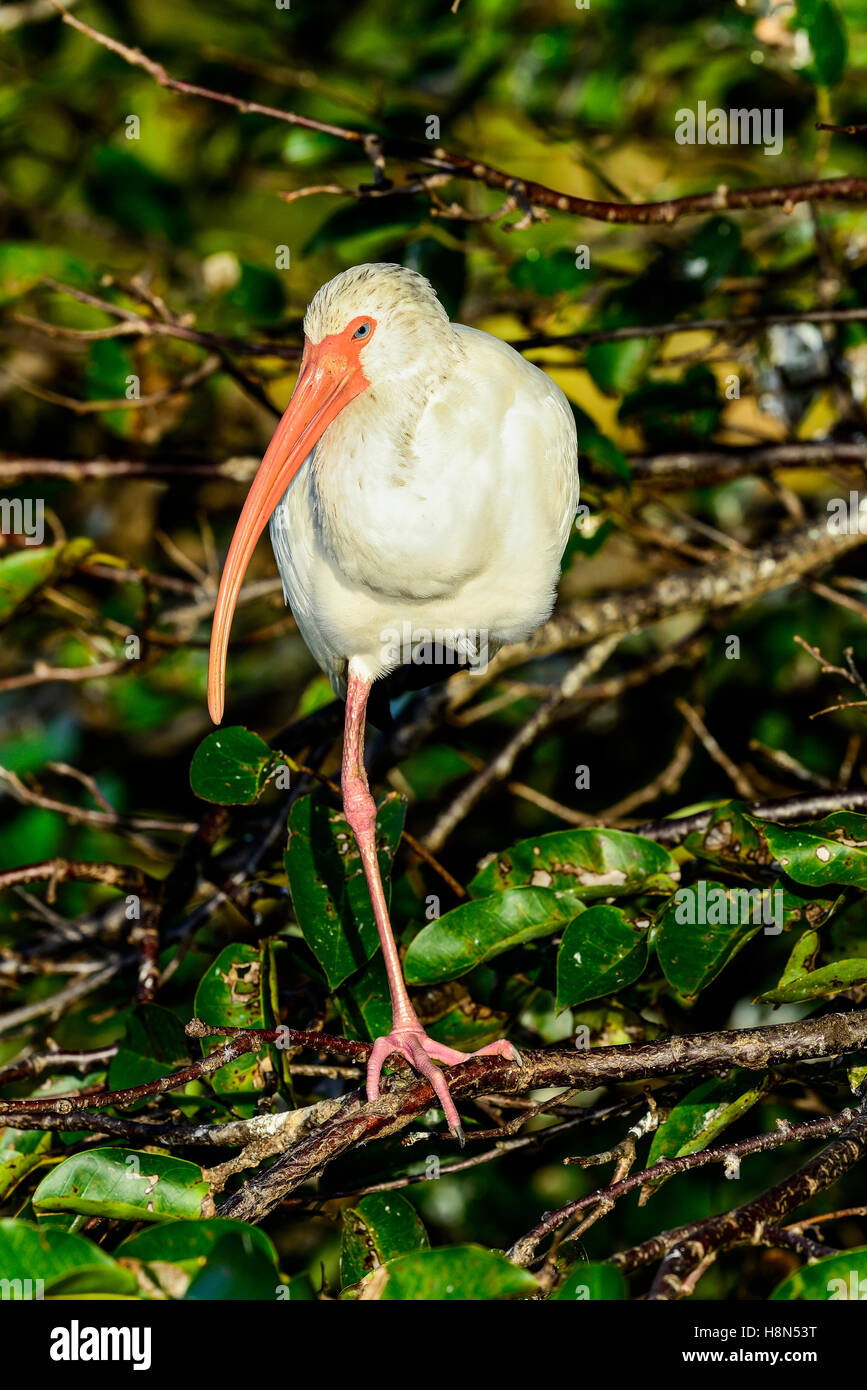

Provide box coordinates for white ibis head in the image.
[207,264,455,723]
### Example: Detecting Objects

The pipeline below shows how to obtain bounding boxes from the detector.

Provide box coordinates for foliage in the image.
[1,0,867,1305]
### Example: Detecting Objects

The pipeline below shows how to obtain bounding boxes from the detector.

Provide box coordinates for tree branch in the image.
[215,1009,867,1224]
[49,2,867,230]
[633,1090,867,1299]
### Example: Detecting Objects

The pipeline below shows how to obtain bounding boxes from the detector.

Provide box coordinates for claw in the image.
[365,1026,517,1144]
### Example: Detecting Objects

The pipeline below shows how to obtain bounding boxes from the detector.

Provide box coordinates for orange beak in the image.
[207,330,370,723]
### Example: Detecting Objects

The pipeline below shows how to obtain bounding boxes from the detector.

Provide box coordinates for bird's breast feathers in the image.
[269,324,578,687]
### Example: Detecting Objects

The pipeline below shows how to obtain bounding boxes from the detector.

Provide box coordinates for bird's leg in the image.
[342,666,521,1144]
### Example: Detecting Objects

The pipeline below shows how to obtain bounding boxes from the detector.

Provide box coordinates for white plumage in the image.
[208,261,580,1140]
[268,263,579,694]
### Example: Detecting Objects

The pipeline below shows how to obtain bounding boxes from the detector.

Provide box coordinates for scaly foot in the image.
[366,1028,522,1144]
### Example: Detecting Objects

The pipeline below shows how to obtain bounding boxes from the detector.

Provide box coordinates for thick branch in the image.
[216,1009,867,1224]
[475,517,867,677]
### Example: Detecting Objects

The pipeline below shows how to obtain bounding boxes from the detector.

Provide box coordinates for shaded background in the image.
[2,0,867,1296]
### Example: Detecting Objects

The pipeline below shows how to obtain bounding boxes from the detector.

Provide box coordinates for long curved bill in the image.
[207,338,367,723]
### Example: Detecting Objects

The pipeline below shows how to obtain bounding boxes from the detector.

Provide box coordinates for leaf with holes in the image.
[762,814,867,891]
[194,943,273,1108]
[33,1148,210,1222]
[341,1193,429,1292]
[469,828,679,906]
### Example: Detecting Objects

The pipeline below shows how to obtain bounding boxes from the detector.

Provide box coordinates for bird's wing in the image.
[445,324,579,561]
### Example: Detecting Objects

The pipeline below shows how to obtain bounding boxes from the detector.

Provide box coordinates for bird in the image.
[208,262,579,1142]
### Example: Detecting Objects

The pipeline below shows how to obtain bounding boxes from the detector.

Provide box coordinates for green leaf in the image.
[586,334,655,395]
[426,1001,512,1052]
[194,943,272,1104]
[108,1004,191,1112]
[684,803,773,873]
[830,894,867,957]
[656,882,763,997]
[185,1230,280,1300]
[0,1128,52,1200]
[336,953,394,1041]
[508,248,585,296]
[556,905,648,1009]
[364,1244,537,1300]
[304,198,423,257]
[85,146,190,242]
[84,339,137,438]
[404,887,570,986]
[849,1062,867,1094]
[470,828,679,904]
[757,930,867,1003]
[676,217,742,295]
[284,792,406,989]
[646,1074,766,1188]
[190,726,280,805]
[223,262,286,326]
[0,539,94,627]
[0,244,88,304]
[793,0,848,86]
[762,813,867,890]
[0,1218,134,1297]
[341,1193,429,1290]
[550,1261,627,1300]
[771,1247,867,1300]
[116,1217,276,1292]
[404,237,467,319]
[32,1149,210,1222]
[780,885,842,937]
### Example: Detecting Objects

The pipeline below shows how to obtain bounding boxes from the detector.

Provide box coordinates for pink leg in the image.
[342,666,521,1144]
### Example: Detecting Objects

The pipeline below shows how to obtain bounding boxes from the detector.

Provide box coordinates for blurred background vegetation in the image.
[2,0,867,1299]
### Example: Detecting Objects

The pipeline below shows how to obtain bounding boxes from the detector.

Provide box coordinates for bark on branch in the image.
[215,1008,867,1224]
[621,1091,867,1299]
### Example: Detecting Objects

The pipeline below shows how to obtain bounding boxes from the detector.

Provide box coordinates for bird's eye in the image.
[352,322,371,340]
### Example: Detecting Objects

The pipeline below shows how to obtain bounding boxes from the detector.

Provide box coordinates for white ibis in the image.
[208,263,579,1141]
